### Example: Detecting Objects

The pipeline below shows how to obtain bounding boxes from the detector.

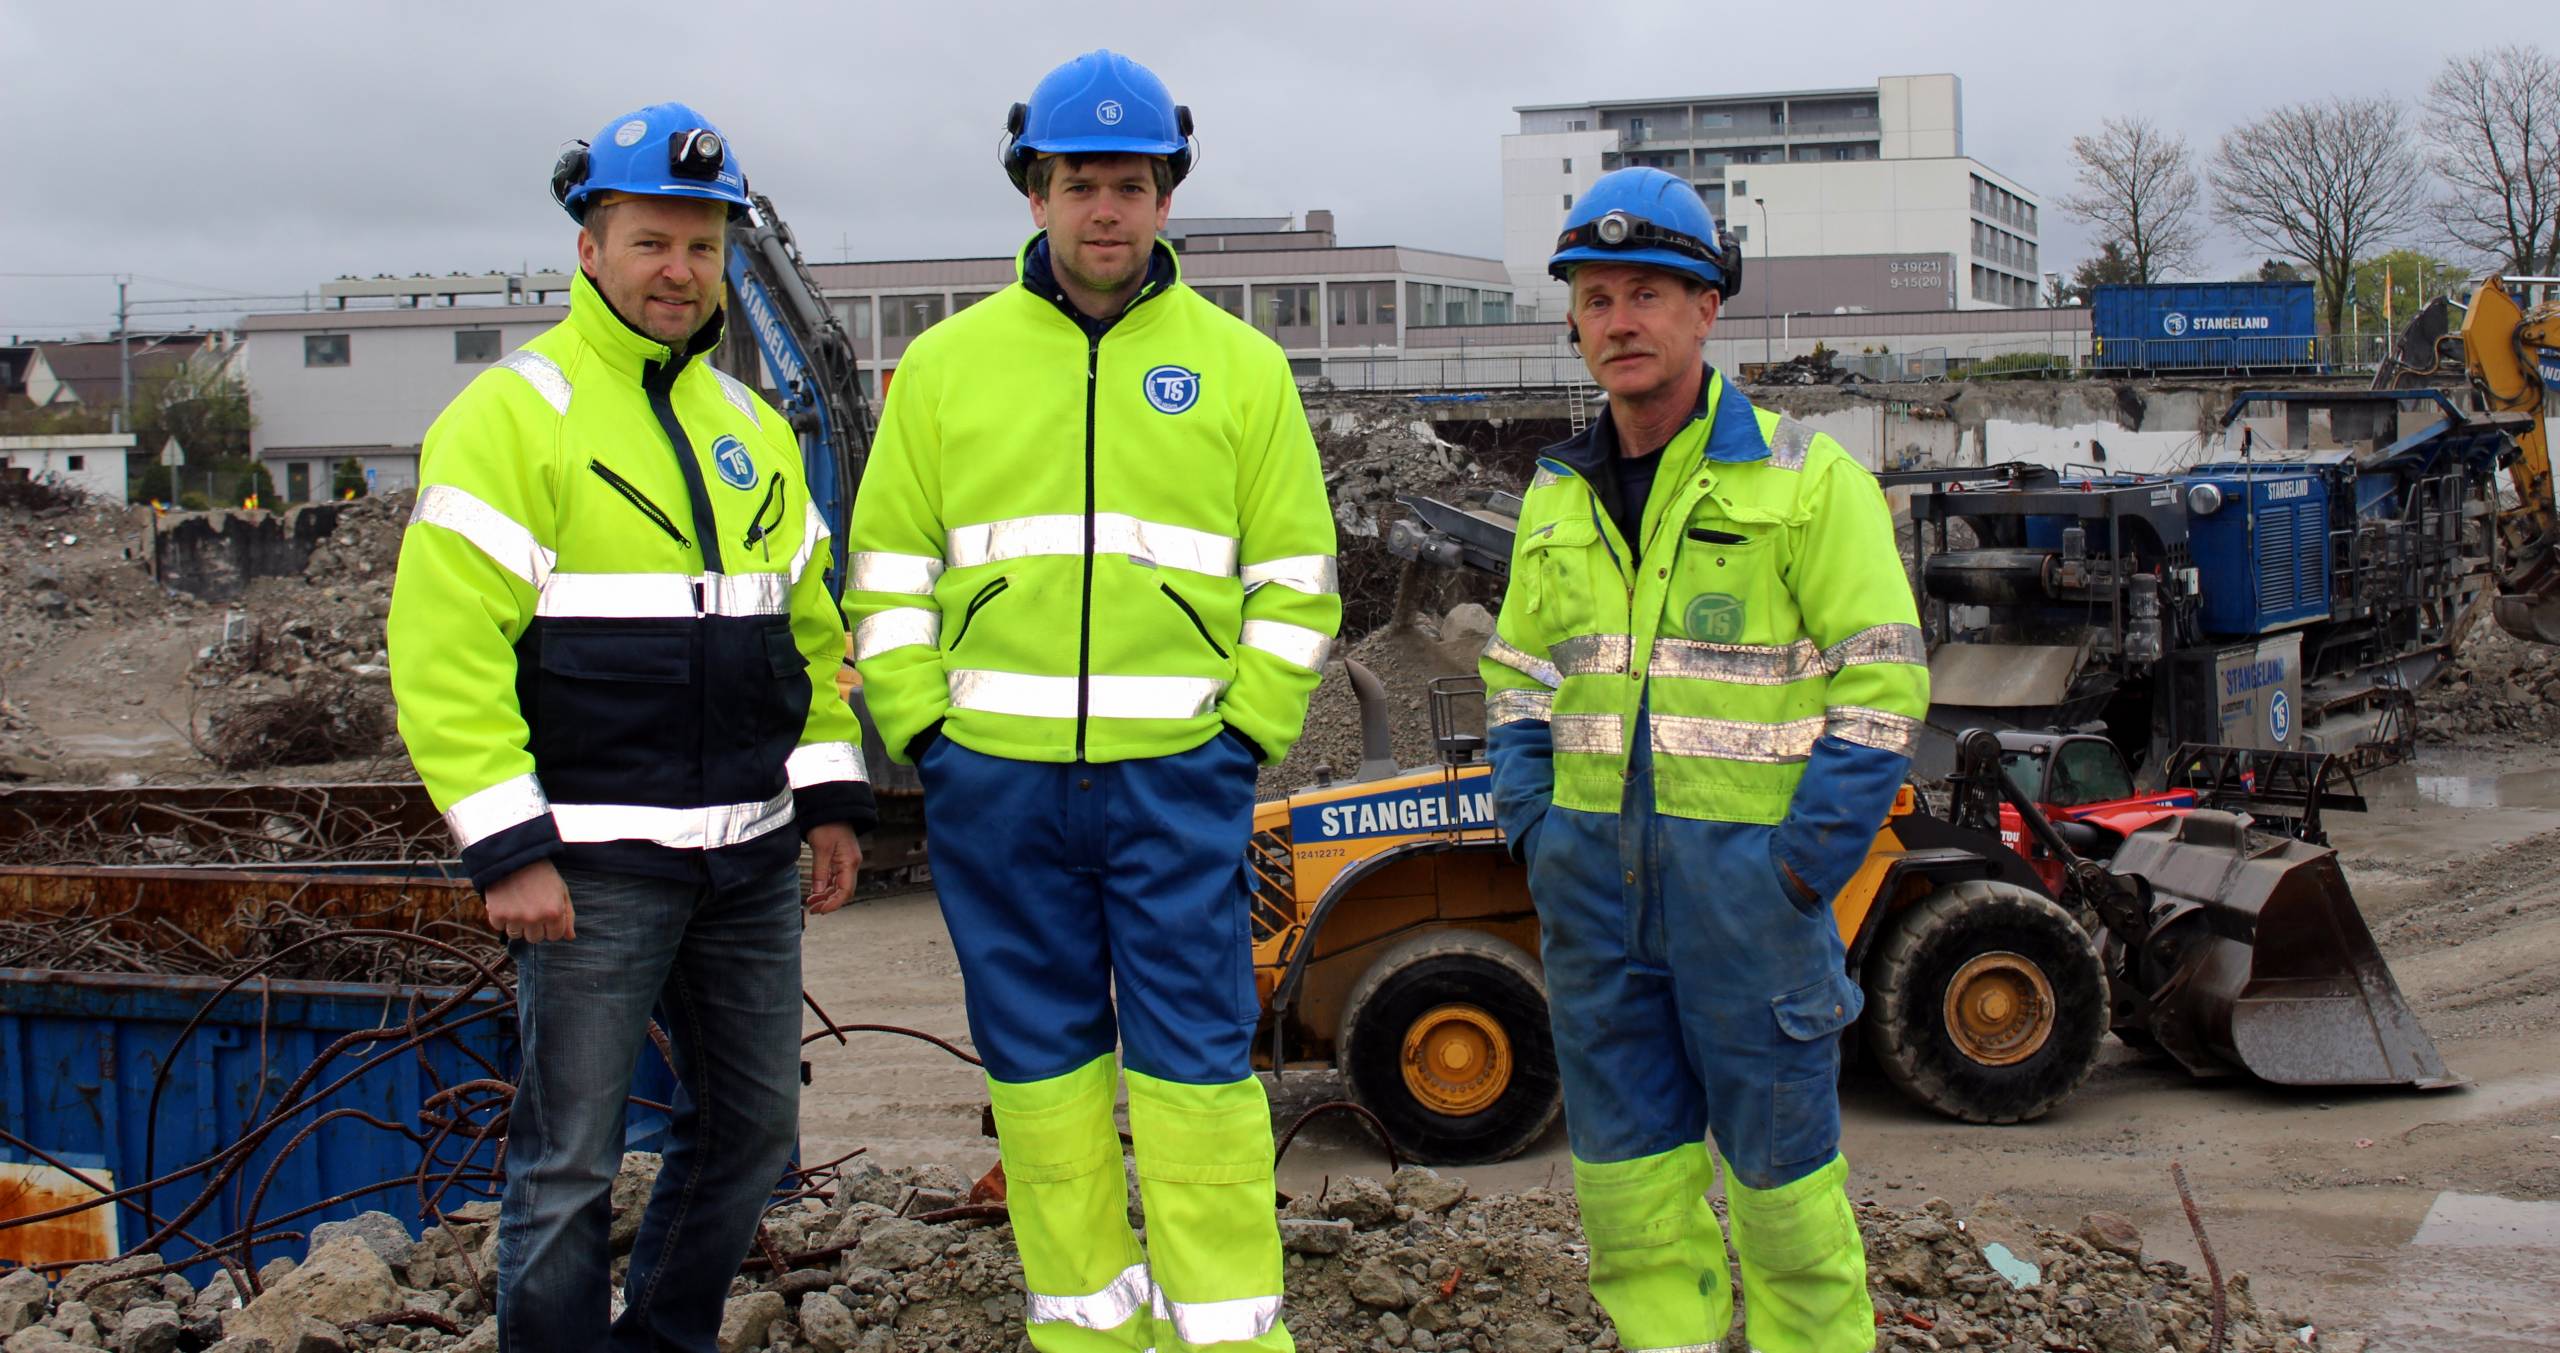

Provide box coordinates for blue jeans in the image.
[496,862,805,1353]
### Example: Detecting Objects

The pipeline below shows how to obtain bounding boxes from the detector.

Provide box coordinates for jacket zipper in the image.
[1075,327,1101,760]
[1160,583,1230,659]
[642,358,725,578]
[742,472,788,559]
[949,577,1010,650]
[589,460,691,547]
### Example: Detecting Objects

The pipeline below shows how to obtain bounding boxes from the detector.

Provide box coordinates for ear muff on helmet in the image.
[551,142,592,219]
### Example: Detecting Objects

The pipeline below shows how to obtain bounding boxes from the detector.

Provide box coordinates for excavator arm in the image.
[2460,276,2560,642]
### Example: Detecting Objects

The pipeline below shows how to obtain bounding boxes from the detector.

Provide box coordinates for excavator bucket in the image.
[2106,811,2457,1090]
[2495,591,2560,646]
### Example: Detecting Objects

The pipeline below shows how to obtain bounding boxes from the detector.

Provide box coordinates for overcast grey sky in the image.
[1,0,2518,338]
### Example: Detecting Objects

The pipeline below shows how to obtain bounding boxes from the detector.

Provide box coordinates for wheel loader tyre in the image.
[1862,880,2108,1124]
[1336,929,1562,1165]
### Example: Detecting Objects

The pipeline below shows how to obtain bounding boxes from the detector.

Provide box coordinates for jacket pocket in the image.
[1767,972,1861,1170]
[531,626,694,790]
[1518,515,1603,634]
[946,577,1010,651]
[588,461,692,547]
[1159,583,1231,659]
[1668,510,1788,647]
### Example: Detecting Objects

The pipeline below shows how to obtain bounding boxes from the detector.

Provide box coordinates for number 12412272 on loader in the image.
[1241,672,2454,1165]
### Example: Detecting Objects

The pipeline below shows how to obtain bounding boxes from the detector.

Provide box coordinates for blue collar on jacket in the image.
[1542,368,1767,480]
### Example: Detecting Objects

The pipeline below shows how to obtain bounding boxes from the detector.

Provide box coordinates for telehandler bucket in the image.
[2106,811,2457,1090]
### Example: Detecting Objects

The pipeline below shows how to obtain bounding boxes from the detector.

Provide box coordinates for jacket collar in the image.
[1542,368,1769,479]
[566,269,725,384]
[1017,232,1180,338]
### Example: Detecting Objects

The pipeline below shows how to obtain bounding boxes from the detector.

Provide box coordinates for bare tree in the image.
[2211,96,2429,337]
[2422,45,2560,277]
[2059,116,2204,282]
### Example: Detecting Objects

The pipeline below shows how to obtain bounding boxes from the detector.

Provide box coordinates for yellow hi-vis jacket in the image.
[847,236,1340,766]
[1480,371,1928,895]
[388,270,873,891]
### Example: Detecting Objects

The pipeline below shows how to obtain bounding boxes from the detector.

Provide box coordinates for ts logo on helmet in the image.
[1096,99,1124,126]
[613,118,648,147]
[1143,365,1201,414]
[712,436,757,489]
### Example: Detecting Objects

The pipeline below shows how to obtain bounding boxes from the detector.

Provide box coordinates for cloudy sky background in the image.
[1,0,2524,337]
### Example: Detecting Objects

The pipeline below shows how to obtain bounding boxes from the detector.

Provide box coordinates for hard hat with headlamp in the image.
[1548,167,1743,297]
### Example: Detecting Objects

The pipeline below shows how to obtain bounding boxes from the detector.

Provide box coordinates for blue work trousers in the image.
[1526,718,1865,1189]
[919,732,1261,1085]
[496,862,805,1353]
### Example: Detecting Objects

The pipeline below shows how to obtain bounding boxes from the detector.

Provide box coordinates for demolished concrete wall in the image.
[153,503,345,601]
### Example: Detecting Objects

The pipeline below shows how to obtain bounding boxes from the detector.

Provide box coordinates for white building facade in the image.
[0,434,134,504]
[1501,74,2043,319]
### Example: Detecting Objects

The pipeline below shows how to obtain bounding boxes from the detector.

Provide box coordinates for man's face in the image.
[577,194,729,344]
[1030,155,1171,299]
[1569,263,1721,402]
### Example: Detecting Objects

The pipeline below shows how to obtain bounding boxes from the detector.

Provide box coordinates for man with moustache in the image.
[1478,168,1926,1353]
[844,50,1336,1353]
[387,103,873,1351]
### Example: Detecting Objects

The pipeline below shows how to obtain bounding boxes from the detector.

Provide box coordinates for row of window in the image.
[837,279,1508,346]
[1970,265,2036,307]
[1972,220,2038,274]
[302,329,505,368]
[1970,175,2037,233]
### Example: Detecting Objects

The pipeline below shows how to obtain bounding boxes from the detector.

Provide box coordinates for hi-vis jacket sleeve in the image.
[388,382,561,890]
[1479,523,1562,864]
[1773,456,1930,902]
[782,445,878,838]
[844,355,950,765]
[1224,371,1341,764]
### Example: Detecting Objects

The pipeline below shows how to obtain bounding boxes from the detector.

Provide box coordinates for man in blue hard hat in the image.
[1477,167,1924,1352]
[846,49,1336,1353]
[387,102,873,1351]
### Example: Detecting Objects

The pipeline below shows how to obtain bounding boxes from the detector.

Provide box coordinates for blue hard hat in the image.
[550,102,751,223]
[1549,167,1736,295]
[1000,50,1195,195]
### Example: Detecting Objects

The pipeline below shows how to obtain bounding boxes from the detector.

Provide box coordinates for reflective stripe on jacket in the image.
[1480,370,1927,900]
[846,235,1340,766]
[388,270,874,890]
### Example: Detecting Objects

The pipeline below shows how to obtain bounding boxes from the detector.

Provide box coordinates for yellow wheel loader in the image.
[1245,670,2452,1164]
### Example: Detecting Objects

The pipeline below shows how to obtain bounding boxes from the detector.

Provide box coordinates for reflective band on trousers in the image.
[1650,637,1822,685]
[947,670,1228,721]
[1152,1289,1284,1345]
[946,513,1237,577]
[412,485,556,589]
[1240,553,1339,596]
[1553,632,1633,677]
[549,787,794,850]
[1830,703,1923,755]
[1241,619,1333,671]
[1487,688,1554,727]
[1482,636,1561,689]
[849,551,943,596]
[784,741,867,787]
[1649,713,1824,764]
[537,571,789,619]
[1025,1261,1151,1330]
[444,772,548,847]
[1551,712,1624,755]
[497,350,572,415]
[854,606,940,661]
[1824,622,1927,671]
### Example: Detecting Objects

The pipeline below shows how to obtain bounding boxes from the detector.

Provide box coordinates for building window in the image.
[952,291,996,312]
[287,462,311,502]
[879,294,946,341]
[1729,224,1747,243]
[66,455,84,471]
[835,297,873,340]
[304,334,350,367]
[1561,157,1572,173]
[1407,282,1442,326]
[1730,178,1746,195]
[455,329,500,364]
[1252,283,1318,343]
[1197,285,1244,317]
[1481,293,1512,323]
[1698,111,1733,128]
[1328,280,1397,333]
[1562,193,1573,210]
[1567,119,1589,131]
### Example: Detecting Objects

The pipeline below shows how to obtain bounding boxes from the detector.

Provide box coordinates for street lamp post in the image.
[2044,272,2061,368]
[1753,197,1772,371]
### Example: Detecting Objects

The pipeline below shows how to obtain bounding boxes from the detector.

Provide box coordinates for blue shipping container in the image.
[0,870,676,1281]
[2090,282,2318,372]
[2181,465,2332,635]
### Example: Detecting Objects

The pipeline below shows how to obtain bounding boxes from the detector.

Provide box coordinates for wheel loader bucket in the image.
[2494,590,2560,646]
[2106,811,2458,1090]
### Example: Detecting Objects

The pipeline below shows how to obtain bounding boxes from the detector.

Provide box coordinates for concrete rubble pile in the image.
[0,491,191,778]
[2417,622,2560,743]
[0,1159,2357,1353]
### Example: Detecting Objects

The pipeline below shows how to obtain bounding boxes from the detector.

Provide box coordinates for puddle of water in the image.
[2411,767,2560,810]
[2365,1191,2560,1350]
